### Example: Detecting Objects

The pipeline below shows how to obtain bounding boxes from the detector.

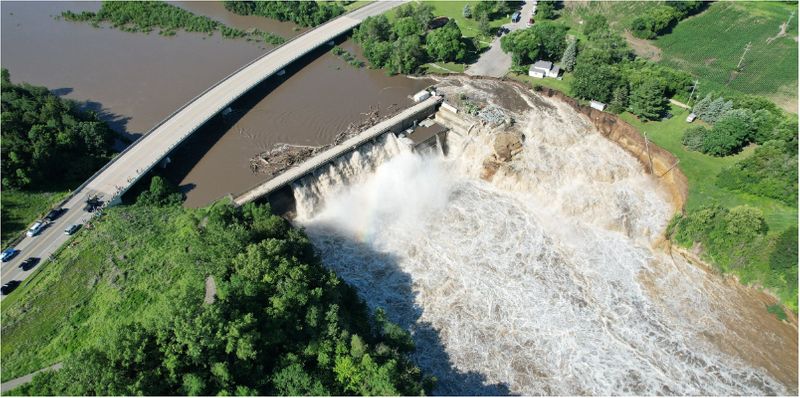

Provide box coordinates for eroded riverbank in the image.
[291,77,798,395]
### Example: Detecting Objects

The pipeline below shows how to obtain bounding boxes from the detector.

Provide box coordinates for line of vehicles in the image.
[1,196,103,295]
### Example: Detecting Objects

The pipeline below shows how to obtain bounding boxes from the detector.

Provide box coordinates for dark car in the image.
[45,207,66,221]
[1,280,21,295]
[19,257,40,271]
[1,248,19,262]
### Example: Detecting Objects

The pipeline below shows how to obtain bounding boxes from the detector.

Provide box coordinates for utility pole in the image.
[688,80,699,106]
[736,41,752,71]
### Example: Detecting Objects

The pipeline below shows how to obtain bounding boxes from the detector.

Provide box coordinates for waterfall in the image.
[290,78,794,395]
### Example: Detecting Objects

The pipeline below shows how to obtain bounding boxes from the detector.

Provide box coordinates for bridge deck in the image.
[84,1,403,201]
[234,95,442,205]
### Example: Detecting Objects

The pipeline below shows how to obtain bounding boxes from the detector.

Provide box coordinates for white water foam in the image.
[292,86,789,395]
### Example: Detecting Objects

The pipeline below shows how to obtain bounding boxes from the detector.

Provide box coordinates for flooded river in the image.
[1,1,430,206]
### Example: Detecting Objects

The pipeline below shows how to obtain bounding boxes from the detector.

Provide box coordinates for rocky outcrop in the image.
[481,132,524,181]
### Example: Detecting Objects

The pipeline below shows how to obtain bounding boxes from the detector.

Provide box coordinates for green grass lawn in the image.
[619,105,797,232]
[422,61,466,74]
[425,1,510,40]
[506,71,575,96]
[343,0,372,12]
[1,190,69,246]
[654,1,798,111]
[1,205,188,382]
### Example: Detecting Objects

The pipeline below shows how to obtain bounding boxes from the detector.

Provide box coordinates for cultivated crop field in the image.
[654,1,798,111]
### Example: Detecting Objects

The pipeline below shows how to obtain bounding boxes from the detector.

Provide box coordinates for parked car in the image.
[19,257,40,271]
[65,224,81,235]
[26,221,46,237]
[1,248,19,262]
[44,207,66,221]
[1,280,20,295]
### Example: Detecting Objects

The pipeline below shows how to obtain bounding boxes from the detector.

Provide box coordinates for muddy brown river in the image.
[1,1,430,206]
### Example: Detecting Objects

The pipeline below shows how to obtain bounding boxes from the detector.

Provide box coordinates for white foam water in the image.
[292,87,790,395]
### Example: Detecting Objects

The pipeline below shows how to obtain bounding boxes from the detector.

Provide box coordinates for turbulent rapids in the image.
[291,78,797,395]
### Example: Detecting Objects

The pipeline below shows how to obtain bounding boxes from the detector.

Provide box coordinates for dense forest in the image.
[7,178,431,395]
[223,0,345,28]
[354,2,475,74]
[1,69,116,190]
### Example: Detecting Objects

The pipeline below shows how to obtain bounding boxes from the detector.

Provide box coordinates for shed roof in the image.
[532,60,553,70]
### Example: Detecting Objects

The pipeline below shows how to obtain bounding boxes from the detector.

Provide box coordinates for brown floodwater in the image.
[1,1,431,206]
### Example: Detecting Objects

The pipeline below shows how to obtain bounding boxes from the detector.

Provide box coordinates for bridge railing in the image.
[54,7,369,209]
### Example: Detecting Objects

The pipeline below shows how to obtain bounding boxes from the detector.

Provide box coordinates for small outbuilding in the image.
[528,60,560,79]
[685,112,697,123]
[590,100,606,111]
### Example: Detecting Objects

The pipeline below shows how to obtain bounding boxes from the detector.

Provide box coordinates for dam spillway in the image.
[288,77,797,395]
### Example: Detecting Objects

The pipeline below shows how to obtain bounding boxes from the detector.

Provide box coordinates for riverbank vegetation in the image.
[331,46,365,68]
[1,69,116,242]
[556,1,797,111]
[61,1,286,45]
[223,1,345,28]
[616,105,797,311]
[354,3,474,74]
[3,180,431,395]
[501,2,797,312]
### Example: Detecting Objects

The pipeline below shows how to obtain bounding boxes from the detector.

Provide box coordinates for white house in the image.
[589,100,606,111]
[528,60,560,79]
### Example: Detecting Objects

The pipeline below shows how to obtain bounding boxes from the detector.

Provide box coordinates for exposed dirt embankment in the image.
[538,88,689,212]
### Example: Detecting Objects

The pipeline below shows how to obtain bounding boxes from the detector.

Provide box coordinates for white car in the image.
[26,221,45,237]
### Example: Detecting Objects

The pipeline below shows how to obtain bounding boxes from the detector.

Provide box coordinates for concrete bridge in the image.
[233,95,443,205]
[0,1,404,294]
[83,1,403,204]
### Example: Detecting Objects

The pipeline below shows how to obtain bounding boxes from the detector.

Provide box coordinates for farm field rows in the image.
[655,1,798,111]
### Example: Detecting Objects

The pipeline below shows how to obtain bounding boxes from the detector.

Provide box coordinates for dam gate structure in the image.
[233,95,446,207]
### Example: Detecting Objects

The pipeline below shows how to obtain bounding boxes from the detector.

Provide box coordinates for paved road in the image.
[0,1,404,299]
[465,0,536,77]
[0,363,62,393]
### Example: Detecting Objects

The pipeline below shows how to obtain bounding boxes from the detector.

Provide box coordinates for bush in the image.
[682,126,708,151]
[717,140,798,206]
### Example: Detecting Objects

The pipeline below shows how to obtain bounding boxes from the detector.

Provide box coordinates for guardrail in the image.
[54,8,368,208]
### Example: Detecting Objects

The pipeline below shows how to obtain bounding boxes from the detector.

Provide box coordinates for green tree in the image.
[462,4,472,19]
[717,140,798,206]
[136,176,183,206]
[692,93,713,117]
[560,35,577,72]
[426,20,467,62]
[387,36,425,74]
[570,49,622,103]
[478,12,491,36]
[392,16,424,38]
[627,79,668,121]
[1,69,116,190]
[537,1,557,19]
[682,125,708,151]
[607,85,629,113]
[500,22,568,65]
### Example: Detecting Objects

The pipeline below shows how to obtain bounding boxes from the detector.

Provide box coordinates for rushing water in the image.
[1,1,431,206]
[293,79,798,395]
